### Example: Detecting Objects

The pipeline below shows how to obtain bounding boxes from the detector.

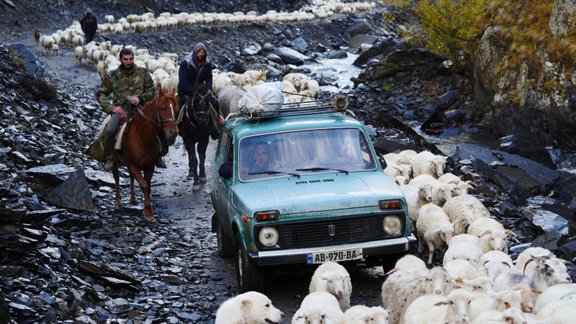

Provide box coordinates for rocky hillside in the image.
[473,0,576,150]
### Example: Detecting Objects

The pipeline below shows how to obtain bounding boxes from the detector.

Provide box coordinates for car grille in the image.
[256,214,403,250]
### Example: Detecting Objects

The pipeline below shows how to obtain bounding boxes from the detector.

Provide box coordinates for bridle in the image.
[186,90,212,128]
[136,96,177,130]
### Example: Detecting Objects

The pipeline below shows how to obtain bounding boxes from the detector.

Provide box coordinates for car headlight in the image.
[382,216,402,235]
[258,227,279,247]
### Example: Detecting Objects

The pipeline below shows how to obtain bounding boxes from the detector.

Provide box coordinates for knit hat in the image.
[85,8,93,14]
[185,42,208,67]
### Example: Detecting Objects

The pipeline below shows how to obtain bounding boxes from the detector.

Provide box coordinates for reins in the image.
[185,91,213,128]
[136,96,177,130]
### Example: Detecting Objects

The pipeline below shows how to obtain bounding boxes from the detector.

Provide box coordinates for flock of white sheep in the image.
[216,149,574,323]
[35,0,375,105]
[35,1,575,322]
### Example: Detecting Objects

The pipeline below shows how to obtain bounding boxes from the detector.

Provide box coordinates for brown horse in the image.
[112,87,179,222]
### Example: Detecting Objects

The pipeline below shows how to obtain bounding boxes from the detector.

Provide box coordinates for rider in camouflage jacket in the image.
[96,48,156,170]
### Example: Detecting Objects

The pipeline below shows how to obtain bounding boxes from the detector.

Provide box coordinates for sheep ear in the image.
[531,288,543,295]
[479,230,492,237]
[433,301,450,306]
[385,268,397,275]
[454,277,464,287]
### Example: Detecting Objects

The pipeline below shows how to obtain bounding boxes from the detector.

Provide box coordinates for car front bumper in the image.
[249,234,417,266]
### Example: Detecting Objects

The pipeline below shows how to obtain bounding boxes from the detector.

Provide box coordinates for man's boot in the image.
[103,133,115,171]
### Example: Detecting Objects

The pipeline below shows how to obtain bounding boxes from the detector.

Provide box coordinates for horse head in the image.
[188,83,213,127]
[153,87,179,145]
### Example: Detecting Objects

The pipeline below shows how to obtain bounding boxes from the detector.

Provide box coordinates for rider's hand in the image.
[218,114,225,126]
[129,96,140,106]
[112,106,123,114]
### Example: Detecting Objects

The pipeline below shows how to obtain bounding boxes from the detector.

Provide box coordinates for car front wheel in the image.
[216,221,234,258]
[235,232,264,292]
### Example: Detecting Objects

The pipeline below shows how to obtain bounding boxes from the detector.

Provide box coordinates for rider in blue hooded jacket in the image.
[178,42,213,108]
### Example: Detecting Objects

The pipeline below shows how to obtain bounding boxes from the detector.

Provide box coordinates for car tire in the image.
[216,221,234,258]
[235,232,265,292]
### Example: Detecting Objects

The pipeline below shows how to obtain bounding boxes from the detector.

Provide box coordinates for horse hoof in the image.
[199,176,207,183]
[192,182,201,191]
[144,211,154,223]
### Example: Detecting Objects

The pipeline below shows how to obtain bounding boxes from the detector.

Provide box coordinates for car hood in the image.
[233,172,404,216]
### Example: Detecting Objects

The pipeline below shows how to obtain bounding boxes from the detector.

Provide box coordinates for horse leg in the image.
[127,165,154,222]
[142,168,154,222]
[190,142,200,191]
[129,175,137,205]
[198,137,209,183]
[184,140,195,179]
[112,163,122,210]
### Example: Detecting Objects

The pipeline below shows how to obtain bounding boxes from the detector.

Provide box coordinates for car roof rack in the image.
[231,94,350,120]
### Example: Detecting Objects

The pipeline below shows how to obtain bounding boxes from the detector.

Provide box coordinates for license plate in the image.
[306,248,363,264]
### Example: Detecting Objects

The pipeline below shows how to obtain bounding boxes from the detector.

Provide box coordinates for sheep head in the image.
[320,271,350,298]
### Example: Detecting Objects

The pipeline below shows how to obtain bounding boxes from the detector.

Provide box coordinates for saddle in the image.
[86,115,166,162]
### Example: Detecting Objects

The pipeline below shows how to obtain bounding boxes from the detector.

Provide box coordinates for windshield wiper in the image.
[295,167,349,175]
[248,170,301,178]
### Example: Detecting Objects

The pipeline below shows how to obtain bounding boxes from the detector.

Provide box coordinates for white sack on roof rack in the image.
[238,82,284,118]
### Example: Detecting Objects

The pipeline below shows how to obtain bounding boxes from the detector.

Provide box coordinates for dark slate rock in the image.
[370,48,445,80]
[436,89,459,110]
[274,47,309,65]
[325,50,348,59]
[8,43,44,78]
[558,238,576,261]
[496,134,556,169]
[291,37,308,54]
[346,19,372,37]
[353,37,400,67]
[44,169,96,212]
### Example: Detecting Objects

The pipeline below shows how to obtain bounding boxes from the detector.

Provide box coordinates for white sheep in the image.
[309,261,352,311]
[400,182,433,231]
[386,254,427,275]
[443,234,482,267]
[410,150,447,178]
[409,174,453,207]
[533,283,576,314]
[468,289,524,321]
[382,267,451,324]
[467,217,515,253]
[396,149,417,165]
[442,194,490,235]
[457,276,493,294]
[478,250,514,280]
[339,305,389,324]
[515,247,572,291]
[471,308,534,324]
[444,259,479,281]
[383,160,411,179]
[536,299,576,323]
[416,203,454,265]
[292,291,344,324]
[402,289,473,324]
[438,173,474,196]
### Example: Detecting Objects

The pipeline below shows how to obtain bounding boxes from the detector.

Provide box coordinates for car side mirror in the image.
[218,161,233,179]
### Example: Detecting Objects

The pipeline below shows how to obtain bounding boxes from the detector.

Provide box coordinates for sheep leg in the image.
[427,241,436,265]
[418,234,424,254]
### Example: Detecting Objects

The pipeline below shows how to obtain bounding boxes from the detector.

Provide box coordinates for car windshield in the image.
[239,128,376,181]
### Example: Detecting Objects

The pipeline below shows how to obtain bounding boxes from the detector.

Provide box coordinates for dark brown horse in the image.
[112,87,179,222]
[179,83,219,191]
